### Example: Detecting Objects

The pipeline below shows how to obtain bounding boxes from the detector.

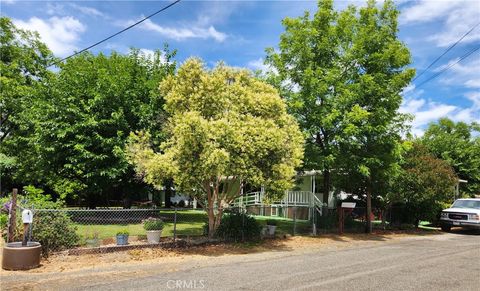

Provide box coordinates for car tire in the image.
[441,225,451,232]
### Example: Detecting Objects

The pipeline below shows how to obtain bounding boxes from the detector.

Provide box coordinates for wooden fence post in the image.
[7,188,18,242]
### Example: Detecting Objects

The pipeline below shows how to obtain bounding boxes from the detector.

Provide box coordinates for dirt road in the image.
[1,230,479,290]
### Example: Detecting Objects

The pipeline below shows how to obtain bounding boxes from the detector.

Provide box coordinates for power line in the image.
[48,0,181,68]
[413,22,480,82]
[414,46,480,90]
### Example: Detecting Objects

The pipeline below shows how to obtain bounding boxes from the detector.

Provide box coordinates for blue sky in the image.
[1,0,479,135]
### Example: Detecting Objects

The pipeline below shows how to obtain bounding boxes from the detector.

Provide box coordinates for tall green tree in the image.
[0,17,55,195]
[421,118,480,196]
[266,0,414,232]
[14,49,176,206]
[127,58,304,236]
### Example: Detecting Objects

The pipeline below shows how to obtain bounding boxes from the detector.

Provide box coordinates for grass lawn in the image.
[75,210,207,242]
[74,210,314,242]
[75,221,205,241]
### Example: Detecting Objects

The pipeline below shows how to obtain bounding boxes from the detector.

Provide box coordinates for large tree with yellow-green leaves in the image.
[127,58,304,236]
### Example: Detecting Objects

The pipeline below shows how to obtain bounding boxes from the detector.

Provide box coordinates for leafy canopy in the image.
[266,0,414,204]
[421,118,480,196]
[0,17,55,194]
[11,48,176,204]
[128,58,304,197]
[393,143,457,225]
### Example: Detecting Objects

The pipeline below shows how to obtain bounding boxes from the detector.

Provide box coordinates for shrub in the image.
[143,217,164,231]
[116,230,129,236]
[215,211,261,242]
[266,219,277,226]
[31,211,80,256]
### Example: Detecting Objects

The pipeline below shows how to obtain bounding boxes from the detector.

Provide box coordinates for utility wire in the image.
[413,22,480,82]
[48,0,181,68]
[414,46,480,90]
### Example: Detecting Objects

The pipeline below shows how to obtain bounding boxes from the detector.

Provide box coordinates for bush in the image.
[215,211,261,242]
[116,230,129,236]
[143,217,164,230]
[31,211,80,256]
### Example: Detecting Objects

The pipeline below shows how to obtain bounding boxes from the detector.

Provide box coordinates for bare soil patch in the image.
[0,229,439,275]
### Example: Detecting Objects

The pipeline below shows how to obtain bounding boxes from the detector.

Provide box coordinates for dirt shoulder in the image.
[1,229,439,276]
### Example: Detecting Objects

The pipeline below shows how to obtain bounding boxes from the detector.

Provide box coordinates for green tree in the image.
[127,58,304,236]
[421,118,480,196]
[13,48,176,206]
[266,0,414,232]
[0,17,55,194]
[393,143,457,227]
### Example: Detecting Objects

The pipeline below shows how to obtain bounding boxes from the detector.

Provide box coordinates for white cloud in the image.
[465,91,480,109]
[437,55,480,89]
[130,18,227,42]
[2,0,16,4]
[401,1,461,24]
[401,0,480,47]
[465,79,480,89]
[400,94,480,136]
[247,58,269,72]
[13,16,85,57]
[70,4,106,18]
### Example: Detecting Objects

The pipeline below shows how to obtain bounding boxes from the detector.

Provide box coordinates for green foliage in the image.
[143,217,164,231]
[127,58,304,236]
[421,118,480,196]
[266,0,414,203]
[31,211,80,256]
[0,213,7,232]
[0,17,55,193]
[116,230,129,236]
[393,143,457,226]
[214,211,261,242]
[21,185,64,209]
[10,46,176,205]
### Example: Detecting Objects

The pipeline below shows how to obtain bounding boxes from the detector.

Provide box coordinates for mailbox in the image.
[22,209,33,224]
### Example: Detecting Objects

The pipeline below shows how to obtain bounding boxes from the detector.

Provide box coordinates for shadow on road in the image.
[446,228,480,236]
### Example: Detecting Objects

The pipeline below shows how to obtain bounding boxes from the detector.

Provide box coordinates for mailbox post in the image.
[339,202,356,235]
[21,209,33,246]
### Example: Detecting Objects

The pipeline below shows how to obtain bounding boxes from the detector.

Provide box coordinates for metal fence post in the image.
[173,207,177,242]
[293,207,297,236]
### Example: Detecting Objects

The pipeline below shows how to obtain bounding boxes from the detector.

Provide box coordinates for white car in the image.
[440,198,480,232]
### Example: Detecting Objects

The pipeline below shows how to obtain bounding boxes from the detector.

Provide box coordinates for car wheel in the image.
[441,225,451,232]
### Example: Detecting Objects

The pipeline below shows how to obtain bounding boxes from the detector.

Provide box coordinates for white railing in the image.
[232,191,263,207]
[283,191,313,206]
[233,190,326,208]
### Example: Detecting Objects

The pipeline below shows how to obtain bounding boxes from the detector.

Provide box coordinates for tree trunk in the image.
[365,176,372,234]
[164,179,173,208]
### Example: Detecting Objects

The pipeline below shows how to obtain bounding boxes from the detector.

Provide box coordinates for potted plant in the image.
[143,217,164,243]
[85,231,100,248]
[116,230,129,246]
[266,219,277,236]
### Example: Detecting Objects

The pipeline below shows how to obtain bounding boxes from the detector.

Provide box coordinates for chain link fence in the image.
[3,203,420,255]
